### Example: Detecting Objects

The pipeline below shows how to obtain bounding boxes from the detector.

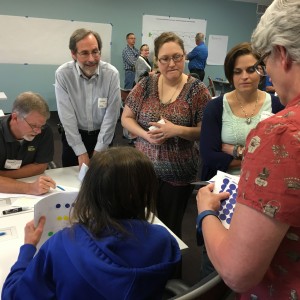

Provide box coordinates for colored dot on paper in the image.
[57,216,62,221]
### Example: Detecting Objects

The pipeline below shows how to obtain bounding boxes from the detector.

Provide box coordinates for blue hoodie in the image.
[2,220,181,300]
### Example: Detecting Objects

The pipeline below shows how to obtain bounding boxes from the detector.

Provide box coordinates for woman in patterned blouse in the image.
[122,32,211,239]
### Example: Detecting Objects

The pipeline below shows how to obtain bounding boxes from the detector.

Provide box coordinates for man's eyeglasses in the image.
[158,54,184,65]
[77,50,101,59]
[23,117,45,132]
[253,51,271,76]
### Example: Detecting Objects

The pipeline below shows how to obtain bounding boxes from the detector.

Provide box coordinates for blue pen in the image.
[0,232,6,236]
[56,185,65,191]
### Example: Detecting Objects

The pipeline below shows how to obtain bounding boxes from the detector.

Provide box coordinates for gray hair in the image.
[195,33,205,43]
[12,92,50,119]
[251,0,300,62]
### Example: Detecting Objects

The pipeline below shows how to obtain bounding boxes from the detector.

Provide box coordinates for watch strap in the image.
[196,210,219,246]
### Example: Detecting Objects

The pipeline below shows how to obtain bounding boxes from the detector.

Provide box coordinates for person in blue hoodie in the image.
[2,146,181,300]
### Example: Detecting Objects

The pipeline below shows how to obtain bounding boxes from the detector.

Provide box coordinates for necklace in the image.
[235,92,259,124]
[159,77,181,107]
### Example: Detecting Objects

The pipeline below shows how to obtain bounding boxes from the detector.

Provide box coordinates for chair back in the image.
[165,271,231,300]
[207,77,216,97]
[120,88,132,108]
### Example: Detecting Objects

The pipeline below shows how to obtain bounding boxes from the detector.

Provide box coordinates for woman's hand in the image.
[24,216,46,247]
[147,117,177,144]
[222,143,234,156]
[196,183,230,214]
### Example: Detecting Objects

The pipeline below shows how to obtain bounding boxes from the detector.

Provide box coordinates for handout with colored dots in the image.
[212,171,240,229]
[34,191,78,249]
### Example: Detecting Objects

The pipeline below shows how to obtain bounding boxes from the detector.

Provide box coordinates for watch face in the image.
[238,147,244,156]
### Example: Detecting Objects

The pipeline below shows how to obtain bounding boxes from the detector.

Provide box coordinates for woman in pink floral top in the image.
[122,32,210,238]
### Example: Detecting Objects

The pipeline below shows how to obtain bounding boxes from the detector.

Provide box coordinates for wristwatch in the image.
[196,210,219,246]
[233,145,244,160]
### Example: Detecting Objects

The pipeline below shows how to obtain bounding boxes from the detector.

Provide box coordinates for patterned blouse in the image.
[237,95,300,300]
[125,73,211,185]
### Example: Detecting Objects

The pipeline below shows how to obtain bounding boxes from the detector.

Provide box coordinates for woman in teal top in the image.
[200,42,284,180]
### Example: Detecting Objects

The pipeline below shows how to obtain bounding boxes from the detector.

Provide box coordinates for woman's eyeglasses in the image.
[158,54,184,65]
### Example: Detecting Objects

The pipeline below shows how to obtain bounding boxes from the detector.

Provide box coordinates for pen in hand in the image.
[56,185,65,191]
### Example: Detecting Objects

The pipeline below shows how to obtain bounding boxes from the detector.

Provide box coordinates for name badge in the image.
[4,159,22,169]
[98,98,107,108]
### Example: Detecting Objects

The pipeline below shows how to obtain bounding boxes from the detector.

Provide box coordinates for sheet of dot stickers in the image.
[213,171,240,229]
[34,191,78,249]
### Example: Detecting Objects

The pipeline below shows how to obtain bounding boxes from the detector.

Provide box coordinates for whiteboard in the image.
[0,15,112,65]
[142,15,207,55]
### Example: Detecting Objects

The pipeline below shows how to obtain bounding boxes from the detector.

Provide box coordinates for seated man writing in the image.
[0,92,56,195]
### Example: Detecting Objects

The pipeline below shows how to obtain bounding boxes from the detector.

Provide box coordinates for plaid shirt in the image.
[122,45,139,70]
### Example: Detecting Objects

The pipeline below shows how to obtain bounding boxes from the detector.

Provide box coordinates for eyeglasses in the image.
[158,54,184,65]
[253,51,271,76]
[23,117,45,132]
[77,50,101,59]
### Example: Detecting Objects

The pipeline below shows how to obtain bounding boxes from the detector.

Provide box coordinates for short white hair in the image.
[251,0,300,62]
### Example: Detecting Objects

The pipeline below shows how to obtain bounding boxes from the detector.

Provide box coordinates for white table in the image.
[0,167,188,293]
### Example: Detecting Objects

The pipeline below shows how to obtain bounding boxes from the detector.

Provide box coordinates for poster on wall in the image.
[207,35,228,65]
[0,15,112,65]
[142,15,207,58]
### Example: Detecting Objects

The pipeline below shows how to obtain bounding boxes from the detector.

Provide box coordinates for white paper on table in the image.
[213,171,240,229]
[78,163,89,182]
[34,191,78,248]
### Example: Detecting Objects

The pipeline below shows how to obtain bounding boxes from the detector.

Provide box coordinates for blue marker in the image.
[0,232,6,236]
[56,185,65,191]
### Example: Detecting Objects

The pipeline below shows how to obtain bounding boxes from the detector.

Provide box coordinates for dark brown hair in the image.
[69,28,102,53]
[224,42,260,85]
[71,147,157,237]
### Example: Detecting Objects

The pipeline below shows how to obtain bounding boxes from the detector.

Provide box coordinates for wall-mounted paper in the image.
[207,35,228,65]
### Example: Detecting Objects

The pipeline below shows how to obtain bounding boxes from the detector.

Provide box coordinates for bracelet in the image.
[196,210,219,234]
[196,210,219,246]
[233,144,243,160]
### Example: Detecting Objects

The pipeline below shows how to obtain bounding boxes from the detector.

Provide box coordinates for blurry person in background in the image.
[122,32,139,89]
[134,43,153,83]
[186,32,208,81]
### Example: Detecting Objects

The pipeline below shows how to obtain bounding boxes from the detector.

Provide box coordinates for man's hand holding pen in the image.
[28,176,56,195]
